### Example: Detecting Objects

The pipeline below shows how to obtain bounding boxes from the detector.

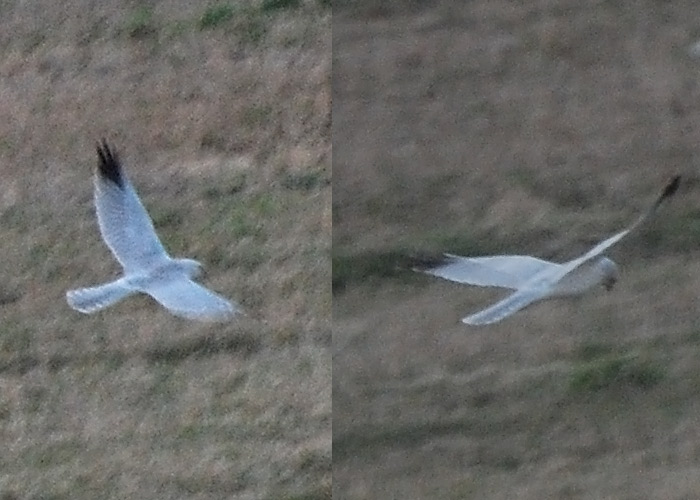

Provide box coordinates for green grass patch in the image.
[281,171,326,191]
[202,173,246,199]
[26,439,83,469]
[0,397,11,421]
[200,4,235,29]
[239,12,268,44]
[0,355,39,375]
[682,329,700,344]
[125,6,157,39]
[200,130,228,151]
[234,246,270,272]
[228,209,262,239]
[198,3,268,43]
[332,249,421,294]
[219,193,279,241]
[574,341,615,362]
[261,0,302,12]
[241,104,273,130]
[0,323,32,354]
[250,192,279,217]
[152,208,184,229]
[569,354,665,392]
[642,208,700,255]
[0,206,30,232]
[212,244,267,272]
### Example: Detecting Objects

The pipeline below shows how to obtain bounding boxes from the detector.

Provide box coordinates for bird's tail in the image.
[66,278,135,314]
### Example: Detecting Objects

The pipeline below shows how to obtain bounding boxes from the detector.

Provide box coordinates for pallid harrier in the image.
[67,141,240,321]
[416,176,680,325]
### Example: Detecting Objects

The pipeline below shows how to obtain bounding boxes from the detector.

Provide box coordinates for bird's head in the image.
[176,258,204,279]
[598,257,619,291]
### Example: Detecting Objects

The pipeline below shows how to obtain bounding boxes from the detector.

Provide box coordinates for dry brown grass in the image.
[334,1,700,498]
[0,1,329,498]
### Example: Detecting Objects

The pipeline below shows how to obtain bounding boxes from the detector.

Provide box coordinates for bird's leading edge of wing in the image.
[558,175,680,277]
[462,287,551,325]
[94,141,169,272]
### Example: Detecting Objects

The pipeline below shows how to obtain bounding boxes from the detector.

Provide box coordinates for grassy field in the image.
[0,1,330,498]
[334,1,700,498]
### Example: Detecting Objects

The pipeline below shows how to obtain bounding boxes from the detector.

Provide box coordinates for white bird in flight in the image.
[67,141,241,321]
[416,176,680,325]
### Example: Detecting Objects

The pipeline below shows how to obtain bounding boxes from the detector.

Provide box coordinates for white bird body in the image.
[67,141,240,321]
[418,177,680,325]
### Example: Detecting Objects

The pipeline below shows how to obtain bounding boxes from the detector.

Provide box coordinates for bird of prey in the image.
[416,176,680,325]
[67,141,240,321]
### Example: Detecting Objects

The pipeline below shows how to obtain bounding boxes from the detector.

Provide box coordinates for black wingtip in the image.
[96,140,124,188]
[661,175,681,200]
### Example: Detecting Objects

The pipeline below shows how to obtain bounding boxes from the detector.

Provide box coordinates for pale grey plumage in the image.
[66,141,240,321]
[417,176,680,325]
[92,142,167,273]
[425,254,560,289]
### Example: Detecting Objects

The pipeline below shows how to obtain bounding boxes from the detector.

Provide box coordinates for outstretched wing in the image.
[418,254,560,290]
[94,141,169,272]
[558,175,680,277]
[462,288,551,325]
[142,277,240,321]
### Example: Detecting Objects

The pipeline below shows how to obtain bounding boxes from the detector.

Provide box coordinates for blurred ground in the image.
[333,1,700,498]
[0,1,330,499]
